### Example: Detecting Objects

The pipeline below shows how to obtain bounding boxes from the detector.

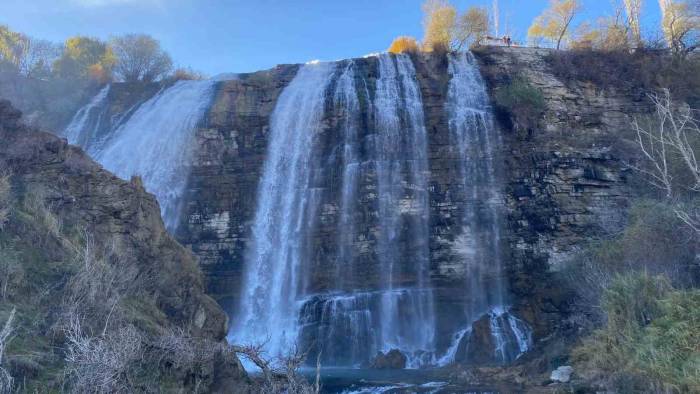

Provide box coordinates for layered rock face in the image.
[473,47,651,337]
[179,48,648,362]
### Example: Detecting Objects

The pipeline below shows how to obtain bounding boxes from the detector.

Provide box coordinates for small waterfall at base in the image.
[438,52,532,366]
[94,80,215,231]
[63,85,111,151]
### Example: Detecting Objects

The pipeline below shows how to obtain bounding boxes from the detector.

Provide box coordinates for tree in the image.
[0,25,24,73]
[388,36,421,54]
[454,6,490,49]
[572,17,630,50]
[623,0,644,47]
[659,0,700,54]
[528,0,583,49]
[632,91,700,234]
[422,0,457,51]
[110,34,173,82]
[17,37,61,79]
[53,36,115,81]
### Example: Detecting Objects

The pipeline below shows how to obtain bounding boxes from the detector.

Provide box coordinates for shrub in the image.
[493,75,546,133]
[574,273,700,392]
[563,199,698,322]
[546,49,700,107]
[387,36,420,54]
[171,67,206,81]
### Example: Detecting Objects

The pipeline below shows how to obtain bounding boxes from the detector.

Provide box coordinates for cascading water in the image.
[65,80,216,231]
[372,54,435,365]
[234,54,438,367]
[439,52,531,365]
[63,84,111,152]
[232,61,336,359]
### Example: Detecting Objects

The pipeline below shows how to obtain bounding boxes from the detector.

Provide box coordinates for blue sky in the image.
[1,0,663,75]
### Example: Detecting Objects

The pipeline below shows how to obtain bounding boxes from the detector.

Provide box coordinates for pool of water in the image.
[299,368,500,394]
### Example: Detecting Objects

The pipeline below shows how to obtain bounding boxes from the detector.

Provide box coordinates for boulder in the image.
[370,349,407,369]
[550,366,574,383]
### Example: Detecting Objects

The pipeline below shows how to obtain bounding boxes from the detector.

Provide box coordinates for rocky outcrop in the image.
[473,47,651,339]
[370,349,408,369]
[0,99,249,390]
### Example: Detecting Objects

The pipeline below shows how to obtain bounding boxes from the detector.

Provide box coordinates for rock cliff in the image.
[176,48,650,352]
[0,99,249,391]
[2,47,660,371]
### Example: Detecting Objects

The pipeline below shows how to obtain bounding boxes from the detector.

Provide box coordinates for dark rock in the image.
[370,349,407,369]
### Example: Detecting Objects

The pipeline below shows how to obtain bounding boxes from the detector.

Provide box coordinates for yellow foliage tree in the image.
[422,0,457,52]
[572,17,630,50]
[528,0,583,49]
[388,36,420,54]
[0,25,24,71]
[53,36,115,81]
[659,0,700,54]
[454,6,490,49]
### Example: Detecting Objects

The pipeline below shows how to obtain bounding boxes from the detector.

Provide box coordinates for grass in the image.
[574,272,700,392]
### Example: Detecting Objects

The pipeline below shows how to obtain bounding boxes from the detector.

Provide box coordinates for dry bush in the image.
[63,315,143,393]
[0,308,15,394]
[156,330,320,394]
[387,36,420,54]
[171,67,206,81]
[0,247,23,301]
[59,234,141,337]
[22,189,62,241]
[0,171,10,231]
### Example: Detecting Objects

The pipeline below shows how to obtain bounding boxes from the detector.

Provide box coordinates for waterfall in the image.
[234,55,438,367]
[94,80,215,231]
[442,52,531,364]
[232,61,336,359]
[63,85,111,151]
[373,54,435,364]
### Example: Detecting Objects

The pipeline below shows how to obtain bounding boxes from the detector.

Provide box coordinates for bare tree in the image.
[0,308,15,394]
[63,315,143,393]
[110,34,173,82]
[623,0,644,47]
[659,0,699,55]
[156,329,320,394]
[632,90,700,233]
[16,37,61,79]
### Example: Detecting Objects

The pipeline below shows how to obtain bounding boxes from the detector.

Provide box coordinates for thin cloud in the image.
[71,0,163,7]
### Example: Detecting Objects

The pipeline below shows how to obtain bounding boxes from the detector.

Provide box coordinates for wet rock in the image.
[456,315,495,365]
[370,349,407,369]
[550,365,574,383]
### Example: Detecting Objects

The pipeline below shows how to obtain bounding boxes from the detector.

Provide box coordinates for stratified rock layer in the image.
[178,48,649,350]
